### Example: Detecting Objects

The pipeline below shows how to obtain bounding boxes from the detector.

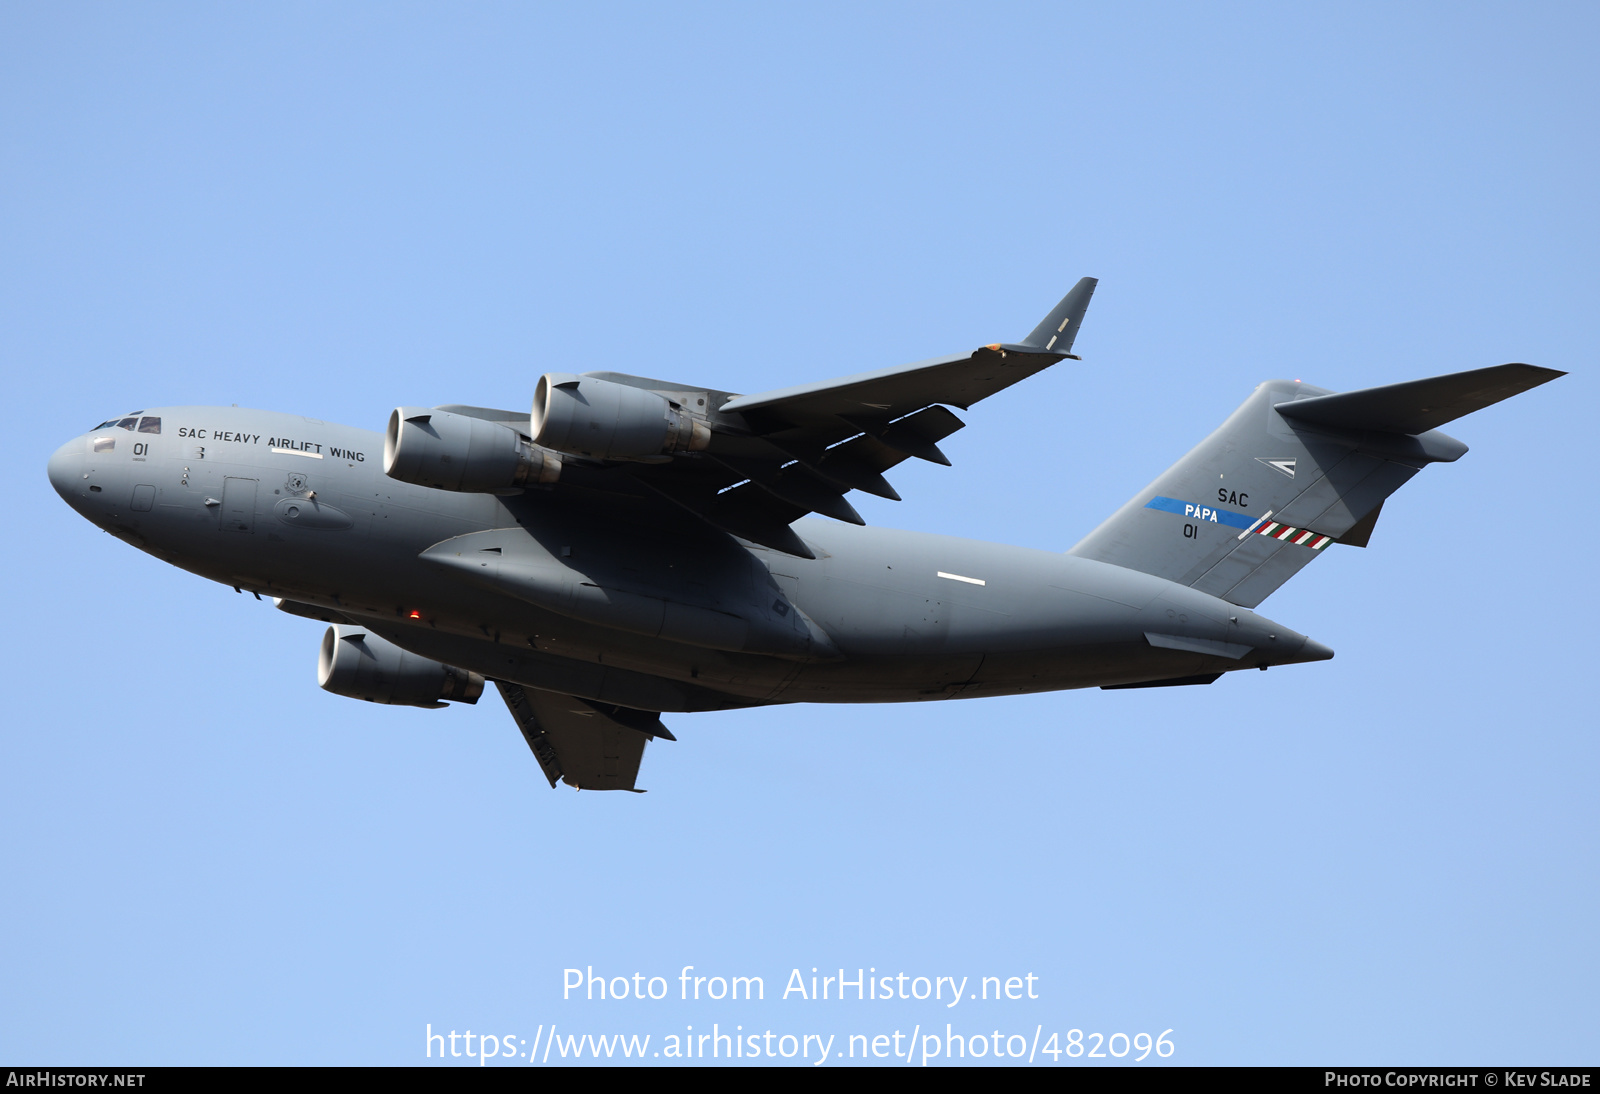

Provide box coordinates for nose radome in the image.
[47,437,84,502]
[1297,636,1336,663]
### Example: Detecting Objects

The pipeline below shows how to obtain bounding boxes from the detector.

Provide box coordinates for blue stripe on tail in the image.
[1144,496,1257,530]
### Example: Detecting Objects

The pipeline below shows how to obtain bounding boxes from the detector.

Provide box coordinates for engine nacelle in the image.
[317,625,485,708]
[531,373,710,460]
[384,407,561,492]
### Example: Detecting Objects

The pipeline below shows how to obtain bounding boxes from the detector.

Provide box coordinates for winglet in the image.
[1021,276,1098,357]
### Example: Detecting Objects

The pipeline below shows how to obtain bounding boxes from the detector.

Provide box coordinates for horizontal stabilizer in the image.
[1276,363,1565,436]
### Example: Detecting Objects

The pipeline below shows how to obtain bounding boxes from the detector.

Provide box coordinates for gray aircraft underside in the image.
[47,279,1563,791]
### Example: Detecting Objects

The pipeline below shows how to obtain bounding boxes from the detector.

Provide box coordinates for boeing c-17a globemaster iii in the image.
[47,279,1563,791]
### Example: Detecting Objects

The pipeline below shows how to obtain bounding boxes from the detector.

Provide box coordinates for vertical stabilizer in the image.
[1068,364,1562,607]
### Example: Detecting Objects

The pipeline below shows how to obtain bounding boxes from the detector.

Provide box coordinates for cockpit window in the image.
[138,416,161,434]
[117,417,139,431]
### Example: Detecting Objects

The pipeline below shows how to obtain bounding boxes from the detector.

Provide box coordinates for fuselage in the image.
[48,406,1332,713]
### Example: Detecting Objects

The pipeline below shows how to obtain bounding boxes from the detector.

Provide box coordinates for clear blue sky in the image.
[3,2,1594,1066]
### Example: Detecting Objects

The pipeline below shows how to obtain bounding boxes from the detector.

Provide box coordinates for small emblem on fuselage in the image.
[1256,457,1297,478]
[285,471,309,493]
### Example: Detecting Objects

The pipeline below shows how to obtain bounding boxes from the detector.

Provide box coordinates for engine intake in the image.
[531,373,710,460]
[385,408,561,492]
[317,625,485,708]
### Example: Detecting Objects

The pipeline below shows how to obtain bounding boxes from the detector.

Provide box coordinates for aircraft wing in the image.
[495,682,672,792]
[611,277,1098,556]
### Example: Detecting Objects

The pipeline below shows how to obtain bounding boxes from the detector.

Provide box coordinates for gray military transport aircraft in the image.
[48,279,1562,791]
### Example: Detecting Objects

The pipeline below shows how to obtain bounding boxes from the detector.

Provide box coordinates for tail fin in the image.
[1068,363,1563,607]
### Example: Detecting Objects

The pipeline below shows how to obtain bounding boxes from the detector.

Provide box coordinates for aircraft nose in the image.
[1299,636,1336,662]
[47,437,84,503]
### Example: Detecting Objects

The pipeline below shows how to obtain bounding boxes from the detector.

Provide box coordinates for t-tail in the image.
[1069,363,1564,606]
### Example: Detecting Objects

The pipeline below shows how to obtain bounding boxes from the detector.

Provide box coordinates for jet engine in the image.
[531,373,710,460]
[317,625,485,708]
[384,408,561,492]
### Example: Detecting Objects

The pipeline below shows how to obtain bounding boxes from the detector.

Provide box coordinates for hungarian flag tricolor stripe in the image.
[1254,522,1333,550]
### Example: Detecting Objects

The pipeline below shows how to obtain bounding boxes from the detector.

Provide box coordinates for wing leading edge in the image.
[719,276,1098,420]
